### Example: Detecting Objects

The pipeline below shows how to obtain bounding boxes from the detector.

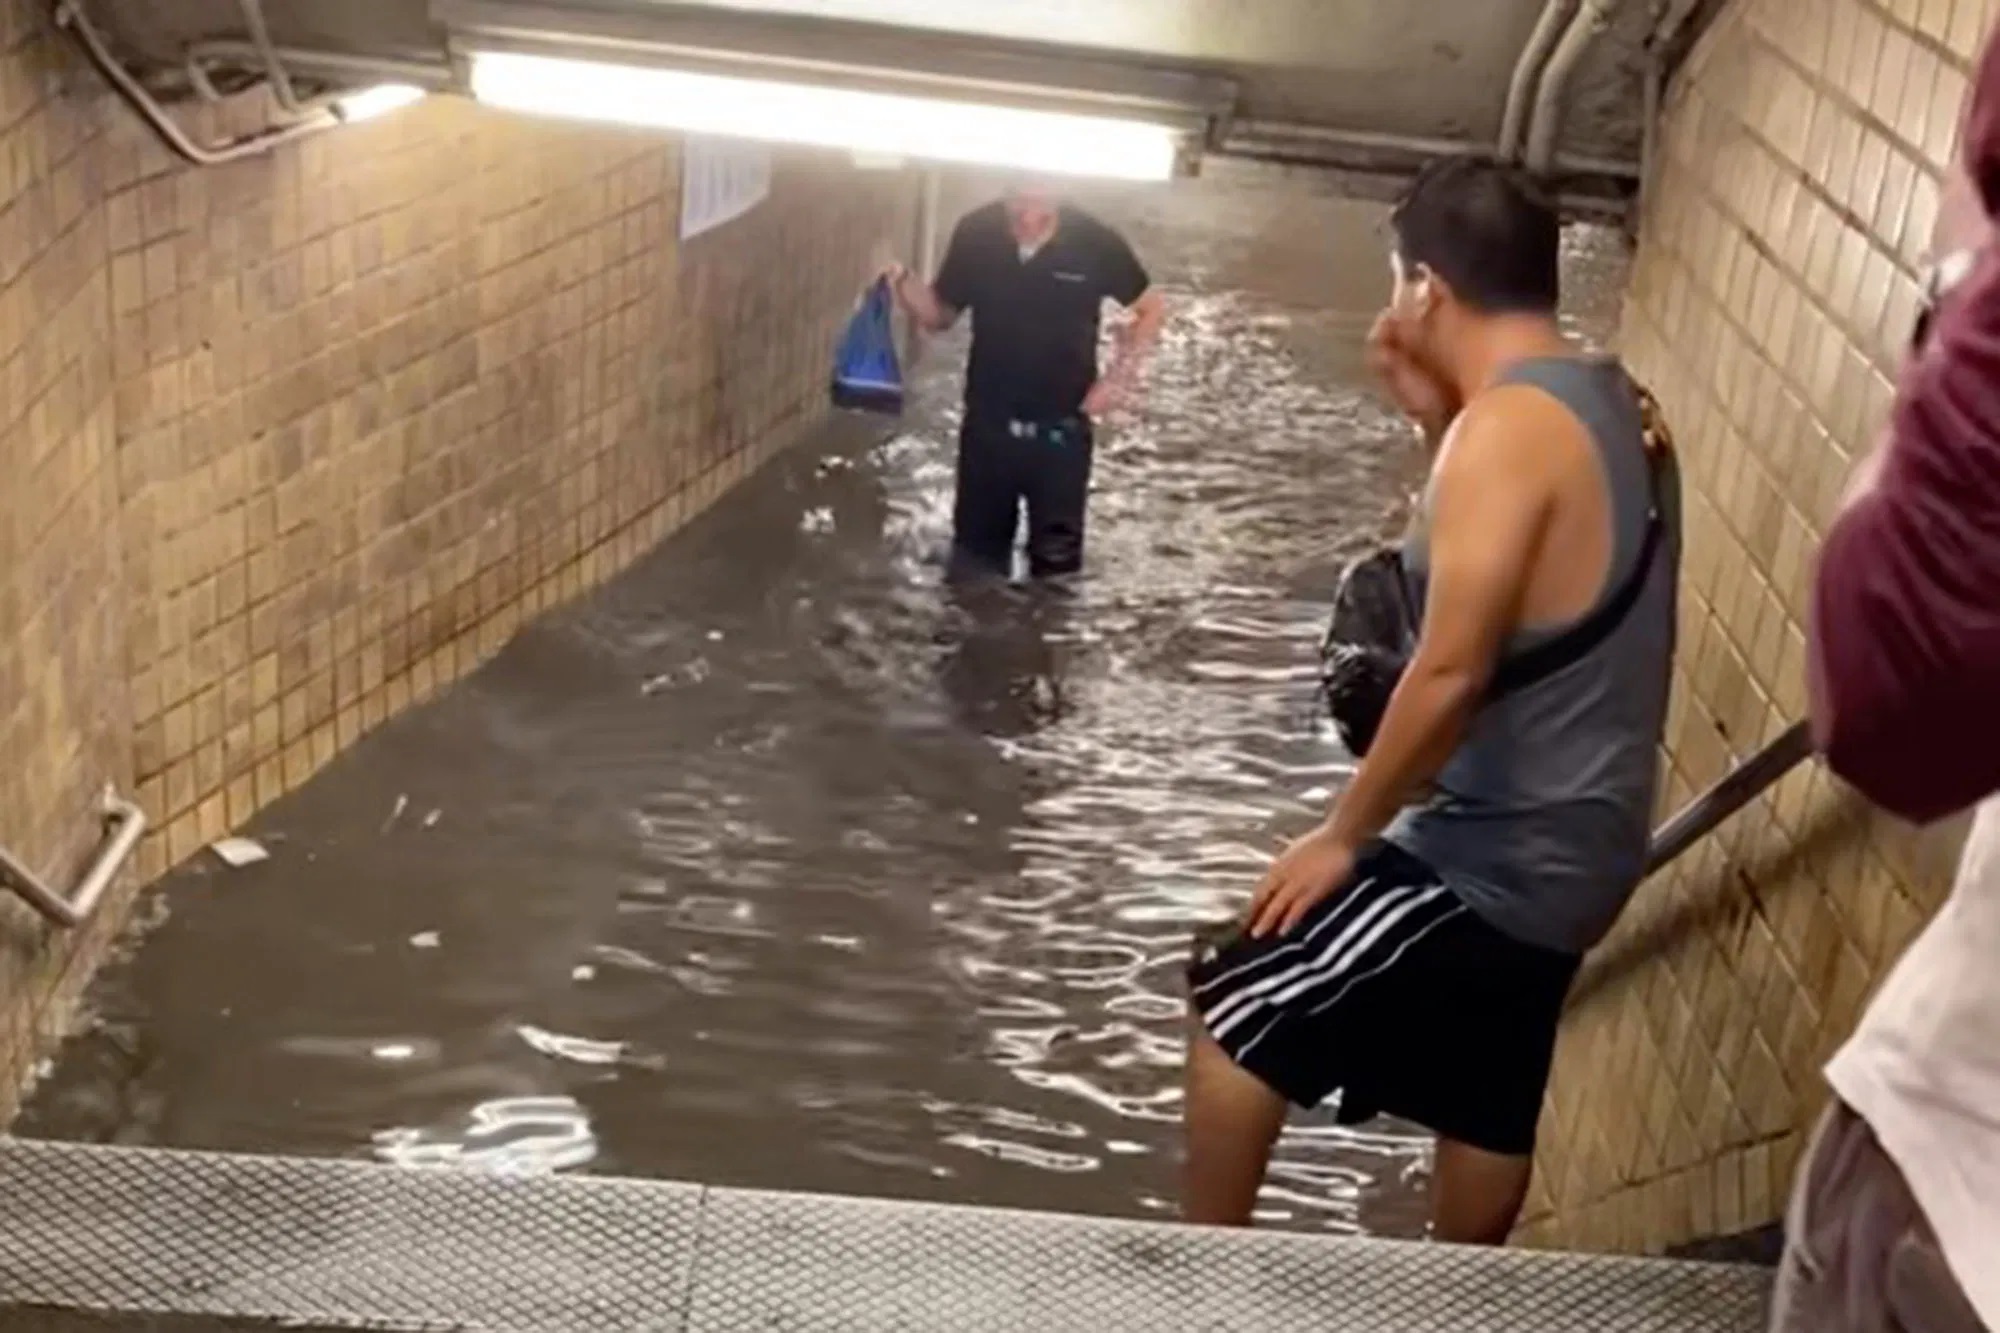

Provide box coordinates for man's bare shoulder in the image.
[1433,381,1582,484]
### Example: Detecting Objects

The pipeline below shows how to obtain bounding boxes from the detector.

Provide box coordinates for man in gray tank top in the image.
[1184,158,1678,1245]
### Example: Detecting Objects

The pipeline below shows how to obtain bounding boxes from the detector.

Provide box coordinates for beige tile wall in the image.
[0,1,918,1117]
[0,8,132,1098]
[1518,0,1995,1252]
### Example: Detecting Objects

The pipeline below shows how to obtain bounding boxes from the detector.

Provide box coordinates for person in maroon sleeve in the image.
[1772,22,2000,1333]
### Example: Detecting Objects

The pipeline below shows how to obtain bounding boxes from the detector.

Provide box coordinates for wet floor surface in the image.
[22,181,1625,1239]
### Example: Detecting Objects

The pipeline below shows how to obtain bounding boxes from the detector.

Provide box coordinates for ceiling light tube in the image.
[467,50,1183,182]
[334,83,428,122]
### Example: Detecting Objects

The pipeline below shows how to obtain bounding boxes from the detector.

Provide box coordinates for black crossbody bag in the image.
[1317,380,1671,758]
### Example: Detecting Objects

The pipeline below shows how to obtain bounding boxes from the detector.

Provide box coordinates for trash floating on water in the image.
[640,659,711,696]
[209,837,270,869]
[663,894,766,939]
[382,794,409,832]
[422,809,441,829]
[409,931,441,949]
[516,1024,653,1068]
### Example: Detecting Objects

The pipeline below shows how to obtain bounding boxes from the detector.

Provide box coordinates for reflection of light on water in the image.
[1010,1069,1183,1124]
[944,1134,1098,1174]
[373,1095,598,1174]
[278,1035,442,1063]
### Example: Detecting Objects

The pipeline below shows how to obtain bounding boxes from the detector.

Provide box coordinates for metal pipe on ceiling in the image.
[184,48,225,102]
[1212,122,1634,224]
[1223,118,1639,181]
[1498,0,1577,162]
[236,0,302,112]
[1629,0,1707,227]
[1634,55,1661,231]
[185,38,456,92]
[1524,0,1619,175]
[55,0,338,166]
[1654,0,1708,52]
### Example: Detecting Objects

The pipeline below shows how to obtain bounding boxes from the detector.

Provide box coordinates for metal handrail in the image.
[1644,720,1814,875]
[0,787,149,929]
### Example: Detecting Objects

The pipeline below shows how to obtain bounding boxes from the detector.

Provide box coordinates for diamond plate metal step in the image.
[0,1314,356,1331]
[0,1138,1771,1331]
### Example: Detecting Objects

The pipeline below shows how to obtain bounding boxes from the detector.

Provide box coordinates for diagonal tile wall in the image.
[1519,0,1994,1252]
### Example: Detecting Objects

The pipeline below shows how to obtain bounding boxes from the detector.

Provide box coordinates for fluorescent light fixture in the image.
[467,51,1181,182]
[334,84,427,123]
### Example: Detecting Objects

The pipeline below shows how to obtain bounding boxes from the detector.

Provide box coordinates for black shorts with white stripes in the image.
[1188,839,1580,1158]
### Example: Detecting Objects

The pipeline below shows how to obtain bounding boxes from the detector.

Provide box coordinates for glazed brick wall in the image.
[0,0,918,1116]
[1518,0,1995,1253]
[0,3,130,1106]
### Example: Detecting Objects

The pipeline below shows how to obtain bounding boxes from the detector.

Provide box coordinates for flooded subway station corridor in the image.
[23,183,1625,1239]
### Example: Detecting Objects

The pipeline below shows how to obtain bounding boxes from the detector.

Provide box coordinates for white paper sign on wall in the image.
[680,136,774,240]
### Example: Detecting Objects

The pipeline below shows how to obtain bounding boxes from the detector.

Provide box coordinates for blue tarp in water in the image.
[830,276,904,414]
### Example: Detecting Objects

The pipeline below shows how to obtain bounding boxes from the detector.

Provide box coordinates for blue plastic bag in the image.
[830,276,904,414]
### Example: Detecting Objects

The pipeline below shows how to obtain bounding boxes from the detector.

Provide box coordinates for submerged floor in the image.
[23,182,1625,1237]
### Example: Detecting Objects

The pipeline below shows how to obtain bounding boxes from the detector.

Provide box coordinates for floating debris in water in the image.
[422,809,441,829]
[409,931,441,949]
[664,894,765,938]
[640,659,711,696]
[382,794,409,832]
[517,1024,627,1067]
[209,837,270,869]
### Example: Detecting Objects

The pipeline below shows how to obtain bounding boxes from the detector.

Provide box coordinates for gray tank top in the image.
[1385,357,1679,956]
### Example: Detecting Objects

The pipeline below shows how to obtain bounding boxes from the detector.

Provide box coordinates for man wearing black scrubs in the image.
[889,187,1165,578]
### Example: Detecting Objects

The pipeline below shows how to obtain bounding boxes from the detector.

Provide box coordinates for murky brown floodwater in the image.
[22,180,1624,1238]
